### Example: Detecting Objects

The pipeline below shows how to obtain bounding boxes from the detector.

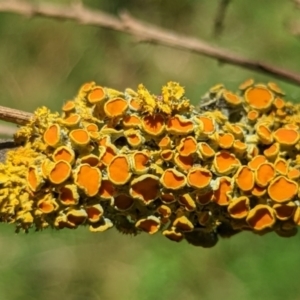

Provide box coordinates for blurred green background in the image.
[1,0,300,299]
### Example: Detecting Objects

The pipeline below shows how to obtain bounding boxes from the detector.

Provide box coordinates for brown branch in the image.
[0,105,32,126]
[213,0,232,38]
[0,1,299,86]
[0,139,17,163]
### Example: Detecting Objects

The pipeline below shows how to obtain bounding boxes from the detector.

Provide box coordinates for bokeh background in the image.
[0,0,300,299]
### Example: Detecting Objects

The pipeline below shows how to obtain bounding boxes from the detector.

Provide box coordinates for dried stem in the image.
[0,105,32,126]
[0,1,299,86]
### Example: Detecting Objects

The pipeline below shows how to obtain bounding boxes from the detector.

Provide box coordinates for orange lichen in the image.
[167,115,194,135]
[104,98,128,118]
[273,202,295,221]
[248,155,267,170]
[130,175,159,204]
[142,114,165,136]
[268,176,298,203]
[59,184,79,206]
[37,199,56,214]
[135,216,160,234]
[247,110,259,123]
[173,216,194,232]
[223,91,242,106]
[98,179,115,200]
[273,98,285,109]
[27,166,43,192]
[263,143,279,160]
[80,154,99,167]
[195,116,215,135]
[267,82,285,95]
[114,194,134,211]
[67,209,88,226]
[62,100,76,112]
[179,193,196,211]
[274,158,289,175]
[6,79,300,244]
[228,196,250,219]
[256,123,273,145]
[69,129,90,146]
[195,190,214,205]
[53,146,75,164]
[49,160,71,185]
[213,177,232,206]
[122,114,141,128]
[187,167,212,190]
[255,162,276,187]
[158,136,172,149]
[288,168,300,180]
[100,144,117,166]
[273,128,299,146]
[160,149,174,161]
[160,169,186,190]
[213,151,240,175]
[86,204,103,223]
[235,166,255,192]
[246,204,275,231]
[198,142,215,159]
[218,133,234,149]
[61,114,81,127]
[87,86,106,104]
[162,229,183,242]
[251,184,266,197]
[74,164,102,197]
[43,124,61,147]
[239,78,254,90]
[107,155,131,185]
[131,151,149,174]
[174,154,193,171]
[245,85,274,111]
[177,136,197,156]
[124,129,144,147]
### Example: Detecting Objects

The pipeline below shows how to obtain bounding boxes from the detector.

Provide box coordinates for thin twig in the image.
[0,124,18,136]
[213,0,231,38]
[0,105,32,126]
[0,1,299,86]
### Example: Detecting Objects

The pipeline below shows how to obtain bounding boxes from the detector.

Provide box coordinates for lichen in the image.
[1,80,300,246]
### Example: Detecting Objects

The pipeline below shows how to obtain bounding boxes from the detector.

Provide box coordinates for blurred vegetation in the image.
[1,0,300,299]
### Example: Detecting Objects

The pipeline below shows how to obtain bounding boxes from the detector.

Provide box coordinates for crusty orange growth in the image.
[268,176,298,203]
[69,129,90,146]
[273,128,299,146]
[142,114,165,136]
[213,151,240,175]
[87,86,106,104]
[246,205,275,231]
[166,115,194,135]
[135,216,160,234]
[53,146,75,164]
[130,175,159,204]
[44,124,60,147]
[213,177,231,206]
[235,166,254,192]
[245,85,273,110]
[74,164,102,197]
[114,194,134,211]
[161,169,186,190]
[228,196,250,219]
[104,98,128,118]
[49,161,71,185]
[107,155,131,185]
[187,167,212,190]
[4,79,300,245]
